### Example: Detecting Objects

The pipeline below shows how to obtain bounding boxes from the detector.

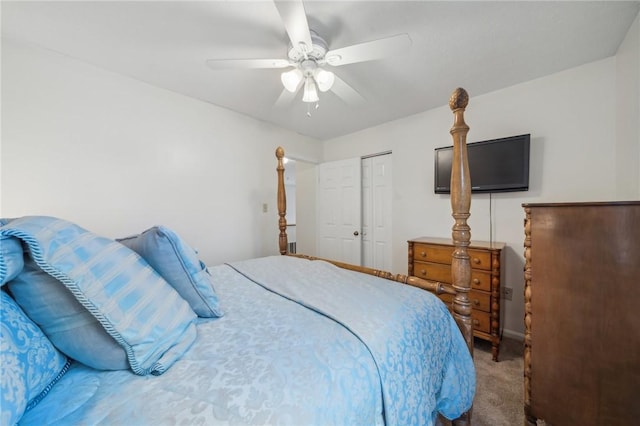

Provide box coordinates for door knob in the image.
[353,231,359,236]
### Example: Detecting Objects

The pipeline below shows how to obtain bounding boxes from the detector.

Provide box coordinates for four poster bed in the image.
[1,88,476,426]
[275,87,477,424]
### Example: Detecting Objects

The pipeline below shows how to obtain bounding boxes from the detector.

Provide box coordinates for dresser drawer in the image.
[472,311,491,334]
[470,270,492,292]
[413,261,450,282]
[468,249,492,271]
[412,243,453,264]
[412,243,492,271]
[439,291,491,313]
[413,261,492,292]
[471,291,491,312]
[439,300,491,334]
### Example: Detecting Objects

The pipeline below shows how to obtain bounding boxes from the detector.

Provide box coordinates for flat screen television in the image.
[434,134,530,194]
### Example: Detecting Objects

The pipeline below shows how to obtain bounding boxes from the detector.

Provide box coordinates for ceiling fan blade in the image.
[273,0,313,54]
[275,85,301,108]
[206,58,292,70]
[330,74,365,106]
[324,33,412,66]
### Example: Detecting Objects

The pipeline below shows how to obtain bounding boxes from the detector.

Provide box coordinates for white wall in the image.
[616,12,640,198]
[1,38,322,265]
[322,55,631,337]
[3,19,638,338]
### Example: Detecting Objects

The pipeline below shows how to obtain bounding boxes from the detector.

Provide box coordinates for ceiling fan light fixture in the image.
[314,69,335,92]
[302,77,319,103]
[281,68,303,92]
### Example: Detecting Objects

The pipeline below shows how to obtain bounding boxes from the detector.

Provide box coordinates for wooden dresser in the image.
[523,201,640,426]
[408,237,505,361]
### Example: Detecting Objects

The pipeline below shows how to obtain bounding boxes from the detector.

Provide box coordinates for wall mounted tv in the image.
[434,134,530,194]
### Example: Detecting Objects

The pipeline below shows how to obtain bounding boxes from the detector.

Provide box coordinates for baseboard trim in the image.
[502,329,525,341]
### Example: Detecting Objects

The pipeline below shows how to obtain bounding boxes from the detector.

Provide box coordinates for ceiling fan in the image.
[205,0,412,107]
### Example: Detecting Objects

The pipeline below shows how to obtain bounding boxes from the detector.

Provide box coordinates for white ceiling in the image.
[2,1,638,140]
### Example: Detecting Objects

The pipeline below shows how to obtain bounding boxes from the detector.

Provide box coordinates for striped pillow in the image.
[0,216,197,376]
[8,256,129,370]
[118,226,222,318]
[0,236,24,285]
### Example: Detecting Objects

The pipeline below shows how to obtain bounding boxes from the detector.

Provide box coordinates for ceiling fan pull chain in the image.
[305,101,320,118]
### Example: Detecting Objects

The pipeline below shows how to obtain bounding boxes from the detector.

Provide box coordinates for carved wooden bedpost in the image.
[275,146,288,255]
[275,90,475,426]
[449,88,473,352]
[449,88,473,426]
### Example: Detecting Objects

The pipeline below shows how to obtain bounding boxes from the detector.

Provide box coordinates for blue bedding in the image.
[18,256,474,425]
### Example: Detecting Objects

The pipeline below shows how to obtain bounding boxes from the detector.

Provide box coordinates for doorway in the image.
[315,153,392,269]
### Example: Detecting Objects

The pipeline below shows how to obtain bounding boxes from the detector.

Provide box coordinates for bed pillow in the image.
[0,216,197,376]
[7,257,129,370]
[0,236,24,286]
[117,226,222,318]
[1,290,70,425]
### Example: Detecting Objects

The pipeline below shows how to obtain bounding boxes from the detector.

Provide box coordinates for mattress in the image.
[19,256,474,425]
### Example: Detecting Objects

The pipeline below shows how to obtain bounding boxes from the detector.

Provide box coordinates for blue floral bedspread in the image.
[18,256,474,425]
[228,256,476,424]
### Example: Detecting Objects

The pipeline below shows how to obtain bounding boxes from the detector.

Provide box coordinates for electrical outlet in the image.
[503,287,513,301]
[262,203,268,213]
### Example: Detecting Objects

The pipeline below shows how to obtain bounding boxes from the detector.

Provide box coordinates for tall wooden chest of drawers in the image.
[523,202,640,425]
[408,237,505,361]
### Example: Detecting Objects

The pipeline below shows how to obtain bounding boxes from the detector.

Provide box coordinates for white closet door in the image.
[317,158,362,265]
[362,154,392,270]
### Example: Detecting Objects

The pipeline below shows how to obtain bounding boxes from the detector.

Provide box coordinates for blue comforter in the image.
[19,256,474,425]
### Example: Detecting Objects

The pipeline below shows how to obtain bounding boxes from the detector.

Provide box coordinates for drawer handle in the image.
[473,278,480,285]
[472,257,481,264]
[473,299,480,306]
[420,251,426,258]
[473,319,480,326]
[420,269,426,276]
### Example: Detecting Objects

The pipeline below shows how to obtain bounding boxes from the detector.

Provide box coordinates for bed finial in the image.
[449,87,469,111]
[276,146,288,255]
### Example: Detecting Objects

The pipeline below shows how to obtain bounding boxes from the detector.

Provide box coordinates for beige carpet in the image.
[438,337,524,426]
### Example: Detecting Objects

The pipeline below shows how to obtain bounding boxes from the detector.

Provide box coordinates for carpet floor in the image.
[438,336,525,426]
